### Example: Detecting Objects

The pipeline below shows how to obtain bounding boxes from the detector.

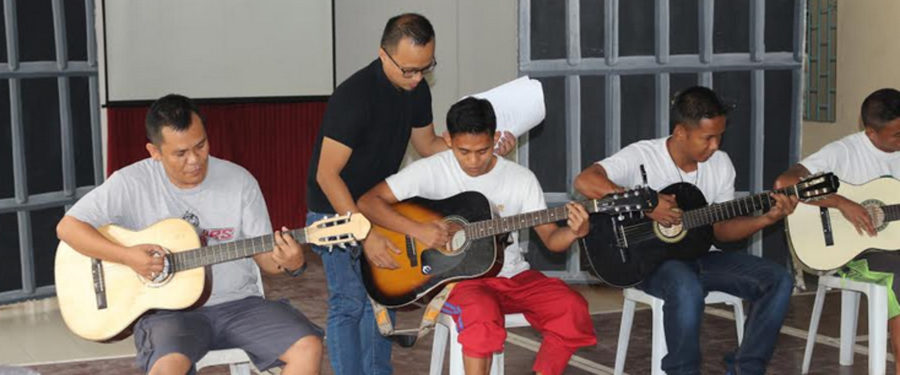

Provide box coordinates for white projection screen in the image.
[103,0,333,101]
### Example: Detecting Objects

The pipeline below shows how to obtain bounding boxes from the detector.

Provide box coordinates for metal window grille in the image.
[804,0,836,122]
[0,0,102,304]
[518,0,806,282]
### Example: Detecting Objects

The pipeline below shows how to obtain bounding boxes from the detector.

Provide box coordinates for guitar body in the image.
[787,177,900,272]
[55,213,369,342]
[582,183,714,287]
[54,219,207,342]
[361,191,502,308]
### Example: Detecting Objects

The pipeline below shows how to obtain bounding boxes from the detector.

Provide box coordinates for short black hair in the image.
[671,86,730,129]
[860,88,900,130]
[380,13,435,52]
[145,94,204,144]
[446,97,496,136]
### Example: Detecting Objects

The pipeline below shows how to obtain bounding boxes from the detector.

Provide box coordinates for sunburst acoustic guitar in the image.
[361,187,657,308]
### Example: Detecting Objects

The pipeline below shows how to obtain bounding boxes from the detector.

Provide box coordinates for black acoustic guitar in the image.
[580,173,839,287]
[361,188,657,308]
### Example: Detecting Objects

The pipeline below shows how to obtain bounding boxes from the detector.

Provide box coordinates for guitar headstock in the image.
[592,186,658,214]
[307,212,372,251]
[796,172,840,201]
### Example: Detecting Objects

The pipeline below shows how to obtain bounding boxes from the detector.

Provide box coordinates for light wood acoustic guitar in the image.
[54,213,370,342]
[787,176,900,272]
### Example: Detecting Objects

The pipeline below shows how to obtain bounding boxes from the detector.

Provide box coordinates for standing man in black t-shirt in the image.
[306,13,513,375]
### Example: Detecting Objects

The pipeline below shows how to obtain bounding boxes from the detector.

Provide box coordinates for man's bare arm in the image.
[316,137,358,214]
[574,164,625,199]
[56,215,164,280]
[410,124,448,157]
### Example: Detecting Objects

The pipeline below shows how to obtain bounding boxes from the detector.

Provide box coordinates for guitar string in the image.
[617,190,783,237]
[470,197,637,238]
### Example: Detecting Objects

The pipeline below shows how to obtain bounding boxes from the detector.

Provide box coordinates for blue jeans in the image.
[638,250,793,375]
[307,212,394,375]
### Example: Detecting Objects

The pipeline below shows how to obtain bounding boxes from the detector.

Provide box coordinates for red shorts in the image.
[442,270,597,375]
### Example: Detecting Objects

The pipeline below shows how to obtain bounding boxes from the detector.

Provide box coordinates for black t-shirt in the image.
[306,59,433,213]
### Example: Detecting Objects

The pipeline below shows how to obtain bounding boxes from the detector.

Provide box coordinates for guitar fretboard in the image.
[885,204,900,222]
[682,185,799,229]
[170,229,307,271]
[463,195,647,240]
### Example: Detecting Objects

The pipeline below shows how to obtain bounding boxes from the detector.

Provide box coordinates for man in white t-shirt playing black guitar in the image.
[776,88,900,374]
[358,97,597,375]
[575,86,798,375]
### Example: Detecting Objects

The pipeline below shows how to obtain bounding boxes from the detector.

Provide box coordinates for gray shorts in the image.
[133,296,323,373]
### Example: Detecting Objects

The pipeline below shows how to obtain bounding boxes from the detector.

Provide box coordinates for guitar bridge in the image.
[612,217,629,248]
[91,258,108,310]
[405,235,418,267]
[819,207,834,247]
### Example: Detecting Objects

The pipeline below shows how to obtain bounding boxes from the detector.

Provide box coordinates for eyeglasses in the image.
[382,47,437,78]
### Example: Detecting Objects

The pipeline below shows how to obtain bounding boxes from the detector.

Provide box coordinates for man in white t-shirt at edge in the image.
[575,86,798,375]
[776,88,900,374]
[56,94,323,375]
[358,97,597,375]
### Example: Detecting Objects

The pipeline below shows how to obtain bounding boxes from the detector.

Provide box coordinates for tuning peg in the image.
[338,243,346,249]
[618,214,625,221]
[327,245,333,252]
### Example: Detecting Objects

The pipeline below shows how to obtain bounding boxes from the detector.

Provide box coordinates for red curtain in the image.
[106,101,326,230]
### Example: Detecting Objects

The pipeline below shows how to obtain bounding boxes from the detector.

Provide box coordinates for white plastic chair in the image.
[195,266,265,375]
[614,288,746,375]
[801,274,888,375]
[429,313,530,375]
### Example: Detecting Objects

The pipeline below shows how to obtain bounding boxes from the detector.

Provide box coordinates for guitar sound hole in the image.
[449,230,467,253]
[141,249,173,287]
[655,222,685,242]
[862,199,887,231]
[443,216,469,254]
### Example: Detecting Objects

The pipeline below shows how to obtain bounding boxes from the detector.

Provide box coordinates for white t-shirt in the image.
[385,150,546,278]
[67,156,271,306]
[800,131,900,184]
[598,137,736,204]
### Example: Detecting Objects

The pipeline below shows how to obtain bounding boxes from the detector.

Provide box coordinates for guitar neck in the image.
[464,198,629,240]
[682,185,800,229]
[170,228,307,271]
[885,204,900,222]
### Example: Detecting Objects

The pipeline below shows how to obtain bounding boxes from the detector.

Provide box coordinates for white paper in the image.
[466,76,546,137]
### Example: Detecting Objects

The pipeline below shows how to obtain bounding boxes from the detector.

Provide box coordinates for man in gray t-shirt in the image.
[56,94,323,374]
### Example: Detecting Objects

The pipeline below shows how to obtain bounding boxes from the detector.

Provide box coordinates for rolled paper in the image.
[467,76,546,138]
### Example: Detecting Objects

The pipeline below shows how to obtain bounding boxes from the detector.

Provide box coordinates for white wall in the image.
[334,0,518,148]
[801,0,900,156]
[103,0,333,101]
[96,1,518,169]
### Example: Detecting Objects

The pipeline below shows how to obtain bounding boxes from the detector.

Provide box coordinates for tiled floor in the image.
[1,256,895,374]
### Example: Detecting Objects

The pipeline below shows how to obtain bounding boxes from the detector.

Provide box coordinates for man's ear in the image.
[377,47,389,65]
[863,124,876,138]
[146,142,161,160]
[442,131,453,148]
[671,123,686,139]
